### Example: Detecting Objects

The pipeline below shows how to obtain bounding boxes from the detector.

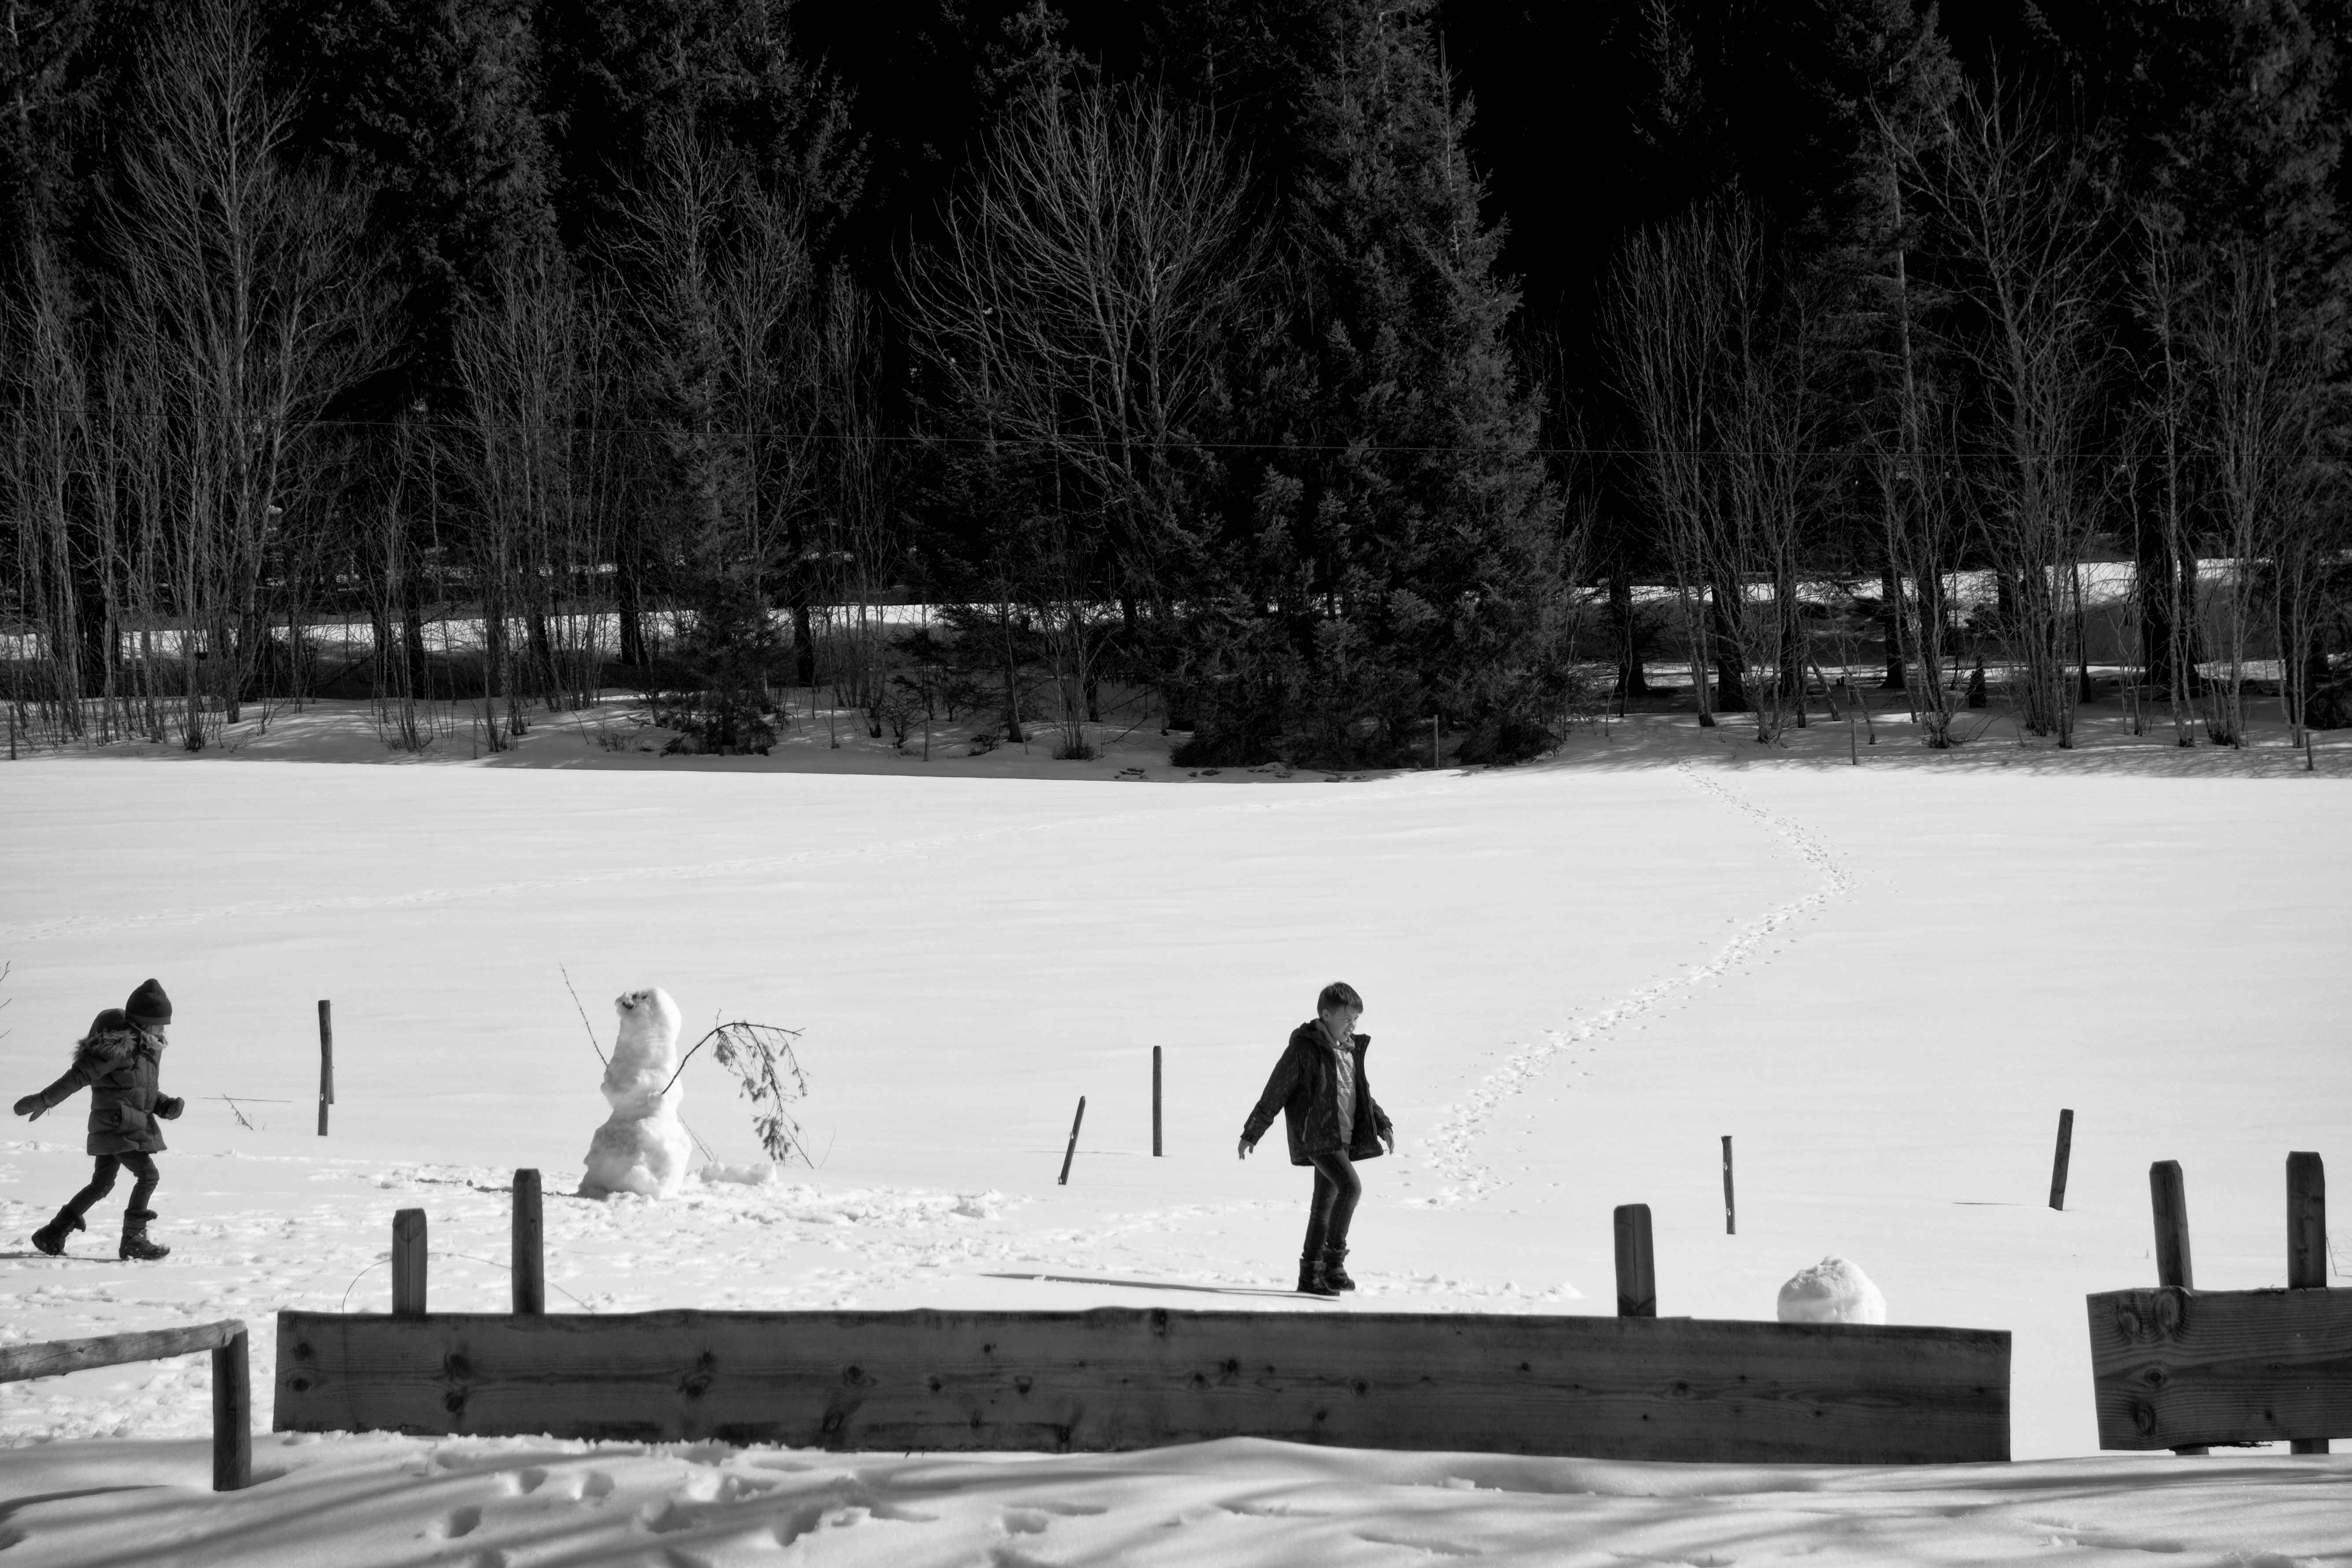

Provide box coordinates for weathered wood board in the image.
[276,1306,2009,1464]
[2088,1287,2352,1450]
[0,1320,245,1383]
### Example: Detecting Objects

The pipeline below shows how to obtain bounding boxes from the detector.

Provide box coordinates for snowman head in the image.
[611,987,683,1058]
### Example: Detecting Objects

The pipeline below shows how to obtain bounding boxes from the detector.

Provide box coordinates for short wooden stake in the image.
[2148,1159,2205,1455]
[1722,1135,1735,1235]
[2288,1150,2329,1454]
[210,1327,251,1491]
[391,1208,427,1316]
[511,1169,544,1316]
[1613,1203,1656,1317]
[2150,1161,2194,1291]
[2048,1109,2074,1211]
[316,1000,334,1136]
[1058,1096,1086,1186]
[1151,1047,1163,1158]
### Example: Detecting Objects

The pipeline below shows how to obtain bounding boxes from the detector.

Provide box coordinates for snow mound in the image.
[1776,1256,1886,1325]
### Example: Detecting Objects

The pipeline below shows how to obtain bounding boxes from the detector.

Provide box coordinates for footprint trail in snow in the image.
[1412,762,1854,1206]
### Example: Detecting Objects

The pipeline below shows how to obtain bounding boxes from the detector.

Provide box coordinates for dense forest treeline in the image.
[2,0,2348,762]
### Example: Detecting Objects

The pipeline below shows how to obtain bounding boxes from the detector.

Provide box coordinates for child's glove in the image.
[11,1095,44,1121]
[156,1096,185,1120]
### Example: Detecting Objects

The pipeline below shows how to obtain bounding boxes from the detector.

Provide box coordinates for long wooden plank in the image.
[2087,1287,2352,1449]
[0,1320,247,1383]
[275,1307,2009,1464]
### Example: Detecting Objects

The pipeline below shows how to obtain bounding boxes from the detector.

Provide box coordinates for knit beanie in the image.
[125,978,172,1027]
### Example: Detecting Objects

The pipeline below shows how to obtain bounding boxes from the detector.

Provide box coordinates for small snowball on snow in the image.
[699,1161,780,1187]
[1776,1257,1886,1325]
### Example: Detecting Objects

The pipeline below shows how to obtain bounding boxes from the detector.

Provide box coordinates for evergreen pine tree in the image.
[265,0,553,406]
[1186,0,1564,767]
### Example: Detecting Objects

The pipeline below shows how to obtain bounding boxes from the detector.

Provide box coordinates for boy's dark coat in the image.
[28,1010,182,1156]
[1242,1022,1392,1165]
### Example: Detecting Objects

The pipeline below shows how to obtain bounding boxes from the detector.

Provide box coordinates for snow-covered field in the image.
[2,704,2347,1564]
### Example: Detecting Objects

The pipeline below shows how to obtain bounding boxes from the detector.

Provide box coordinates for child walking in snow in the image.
[13,979,182,1261]
[1238,981,1394,1297]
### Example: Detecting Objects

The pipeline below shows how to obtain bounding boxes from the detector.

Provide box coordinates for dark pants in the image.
[61,1153,160,1223]
[1301,1150,1361,1259]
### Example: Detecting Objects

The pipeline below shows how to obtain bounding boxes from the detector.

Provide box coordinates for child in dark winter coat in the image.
[13,979,182,1261]
[1238,981,1394,1296]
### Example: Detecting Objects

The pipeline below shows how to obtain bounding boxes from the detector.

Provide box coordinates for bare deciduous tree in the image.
[907,81,1257,757]
[104,0,384,749]
[1918,82,2109,747]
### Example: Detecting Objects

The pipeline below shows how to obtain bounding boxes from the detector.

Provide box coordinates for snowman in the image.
[581,987,696,1198]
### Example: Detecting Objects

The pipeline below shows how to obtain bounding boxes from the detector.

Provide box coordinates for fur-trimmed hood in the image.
[74,1009,160,1070]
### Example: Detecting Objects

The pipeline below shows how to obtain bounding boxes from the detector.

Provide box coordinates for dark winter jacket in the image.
[1241,1022,1392,1166]
[25,1010,181,1156]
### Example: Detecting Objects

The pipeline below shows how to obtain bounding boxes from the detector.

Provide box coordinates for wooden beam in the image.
[212,1328,251,1492]
[2150,1161,2193,1291]
[0,1320,247,1383]
[2049,1109,2074,1211]
[2287,1153,2327,1290]
[2285,1152,2330,1455]
[2087,1286,2352,1450]
[1058,1097,1085,1186]
[316,999,333,1137]
[273,1306,2010,1464]
[511,1170,544,1317]
[2147,1161,2205,1455]
[1721,1137,1735,1235]
[1613,1205,1655,1317]
[392,1209,427,1316]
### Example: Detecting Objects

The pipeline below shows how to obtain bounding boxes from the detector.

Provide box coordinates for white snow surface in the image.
[2,703,2348,1563]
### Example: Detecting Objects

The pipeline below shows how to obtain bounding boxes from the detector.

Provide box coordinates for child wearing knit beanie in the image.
[13,978,183,1260]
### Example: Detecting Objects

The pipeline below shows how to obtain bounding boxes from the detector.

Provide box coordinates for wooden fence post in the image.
[2288,1151,2329,1455]
[1613,1203,1656,1317]
[2150,1161,2194,1290]
[512,1169,544,1316]
[2049,1109,2074,1211]
[1722,1136,1735,1235]
[392,1208,428,1316]
[1152,1048,1162,1158]
[1058,1097,1086,1186]
[210,1326,250,1491]
[2148,1159,2205,1456]
[316,1000,334,1136]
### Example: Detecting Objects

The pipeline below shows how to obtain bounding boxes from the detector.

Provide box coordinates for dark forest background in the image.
[4,0,2348,762]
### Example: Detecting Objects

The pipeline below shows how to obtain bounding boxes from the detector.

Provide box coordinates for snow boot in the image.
[30,1212,85,1257]
[1322,1244,1356,1292]
[118,1210,170,1262]
[1296,1252,1338,1298]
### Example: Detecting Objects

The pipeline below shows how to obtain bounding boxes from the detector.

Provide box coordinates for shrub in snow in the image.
[581,987,696,1198]
[1776,1256,1886,1325]
[655,565,785,755]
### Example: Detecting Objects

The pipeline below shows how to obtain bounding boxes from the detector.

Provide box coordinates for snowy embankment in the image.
[1,712,2346,1563]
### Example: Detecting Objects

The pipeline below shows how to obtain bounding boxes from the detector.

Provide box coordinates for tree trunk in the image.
[1611,569,1647,697]
[1879,562,1905,689]
[616,542,648,671]
[1710,589,1749,712]
[400,568,429,701]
